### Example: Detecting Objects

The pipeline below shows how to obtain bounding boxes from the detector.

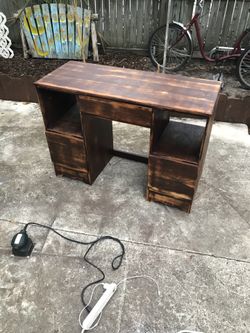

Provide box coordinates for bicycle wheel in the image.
[236,46,250,90]
[149,23,192,71]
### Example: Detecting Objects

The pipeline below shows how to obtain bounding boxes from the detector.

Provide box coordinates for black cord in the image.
[23,222,125,313]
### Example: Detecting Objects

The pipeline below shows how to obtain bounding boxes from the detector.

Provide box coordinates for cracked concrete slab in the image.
[0,239,249,333]
[1,100,250,261]
[1,99,250,333]
[119,243,250,333]
[0,251,126,333]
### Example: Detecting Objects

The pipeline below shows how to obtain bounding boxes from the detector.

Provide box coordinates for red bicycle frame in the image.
[183,13,248,62]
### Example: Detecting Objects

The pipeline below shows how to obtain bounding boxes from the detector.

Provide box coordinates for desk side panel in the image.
[81,112,113,184]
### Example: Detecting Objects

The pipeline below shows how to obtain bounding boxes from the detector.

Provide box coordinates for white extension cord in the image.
[79,275,204,333]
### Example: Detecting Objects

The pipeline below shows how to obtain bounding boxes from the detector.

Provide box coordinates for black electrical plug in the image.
[11,229,34,257]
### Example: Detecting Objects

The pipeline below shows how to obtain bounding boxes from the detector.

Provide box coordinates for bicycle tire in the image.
[239,29,250,50]
[149,23,192,71]
[236,46,250,90]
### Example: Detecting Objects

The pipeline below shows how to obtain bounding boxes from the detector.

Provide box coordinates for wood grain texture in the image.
[91,21,99,62]
[148,156,198,198]
[54,163,90,183]
[147,118,207,212]
[147,189,192,213]
[21,4,92,60]
[151,121,205,164]
[25,7,45,57]
[35,62,221,117]
[58,3,68,58]
[82,9,91,60]
[79,95,152,127]
[33,5,49,58]
[36,62,220,212]
[197,105,217,182]
[49,104,83,138]
[50,4,63,58]
[20,12,37,57]
[67,4,75,58]
[150,109,170,148]
[41,4,56,57]
[81,113,113,184]
[36,88,76,129]
[46,131,87,171]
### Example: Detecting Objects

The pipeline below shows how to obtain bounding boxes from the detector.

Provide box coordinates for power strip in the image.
[80,283,117,332]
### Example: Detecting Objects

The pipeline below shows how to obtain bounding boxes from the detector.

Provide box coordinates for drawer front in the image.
[147,189,192,213]
[46,131,87,171]
[54,163,90,183]
[79,96,152,127]
[148,156,198,199]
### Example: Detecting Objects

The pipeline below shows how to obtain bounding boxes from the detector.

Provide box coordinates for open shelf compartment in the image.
[37,88,83,138]
[151,116,207,164]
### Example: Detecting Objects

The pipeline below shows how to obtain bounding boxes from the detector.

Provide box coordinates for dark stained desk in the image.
[35,62,221,212]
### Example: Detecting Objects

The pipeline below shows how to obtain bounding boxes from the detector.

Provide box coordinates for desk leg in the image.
[81,113,113,184]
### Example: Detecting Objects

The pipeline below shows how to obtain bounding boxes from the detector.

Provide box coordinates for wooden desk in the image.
[35,62,221,212]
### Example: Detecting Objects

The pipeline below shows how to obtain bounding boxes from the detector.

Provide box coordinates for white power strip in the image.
[79,276,204,333]
[80,283,117,333]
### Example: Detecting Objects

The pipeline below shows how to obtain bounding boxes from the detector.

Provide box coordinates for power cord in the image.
[78,275,160,332]
[11,226,204,333]
[11,222,125,313]
[117,275,160,295]
[79,275,203,333]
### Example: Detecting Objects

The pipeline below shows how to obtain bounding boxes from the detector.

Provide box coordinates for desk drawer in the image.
[54,163,90,183]
[147,189,192,213]
[79,96,152,127]
[46,131,87,171]
[148,156,198,200]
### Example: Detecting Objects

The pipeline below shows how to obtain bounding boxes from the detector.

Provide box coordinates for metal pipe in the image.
[162,0,172,73]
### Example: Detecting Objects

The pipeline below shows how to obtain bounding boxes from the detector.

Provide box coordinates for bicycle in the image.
[149,0,250,89]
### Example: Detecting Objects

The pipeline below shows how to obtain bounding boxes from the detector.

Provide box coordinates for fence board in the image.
[33,5,50,58]
[2,0,250,52]
[42,4,56,57]
[58,4,68,58]
[109,0,118,46]
[20,12,37,57]
[25,7,45,57]
[50,4,63,57]
[75,6,83,58]
[97,0,249,50]
[82,9,91,59]
[67,4,75,58]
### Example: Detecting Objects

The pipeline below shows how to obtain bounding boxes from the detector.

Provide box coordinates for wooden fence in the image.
[1,0,250,51]
[93,0,250,50]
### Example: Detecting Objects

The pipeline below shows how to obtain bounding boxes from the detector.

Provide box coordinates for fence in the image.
[1,0,250,51]
[94,0,250,50]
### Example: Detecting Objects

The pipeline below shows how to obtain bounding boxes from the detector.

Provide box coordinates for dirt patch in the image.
[0,48,249,99]
[0,49,67,80]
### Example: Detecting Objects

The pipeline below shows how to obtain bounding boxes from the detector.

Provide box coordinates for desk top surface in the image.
[35,61,221,117]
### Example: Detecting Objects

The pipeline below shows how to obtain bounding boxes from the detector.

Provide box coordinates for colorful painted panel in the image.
[20,4,91,59]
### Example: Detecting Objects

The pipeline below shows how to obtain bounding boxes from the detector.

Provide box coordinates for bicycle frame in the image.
[183,13,247,62]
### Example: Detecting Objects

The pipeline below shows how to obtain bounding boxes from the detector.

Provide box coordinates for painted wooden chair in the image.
[19,3,91,60]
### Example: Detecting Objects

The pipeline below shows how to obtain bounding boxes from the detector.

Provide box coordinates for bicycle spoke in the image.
[239,49,250,88]
[149,24,192,71]
[170,49,191,58]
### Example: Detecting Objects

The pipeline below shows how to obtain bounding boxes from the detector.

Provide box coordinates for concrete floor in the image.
[0,99,250,333]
